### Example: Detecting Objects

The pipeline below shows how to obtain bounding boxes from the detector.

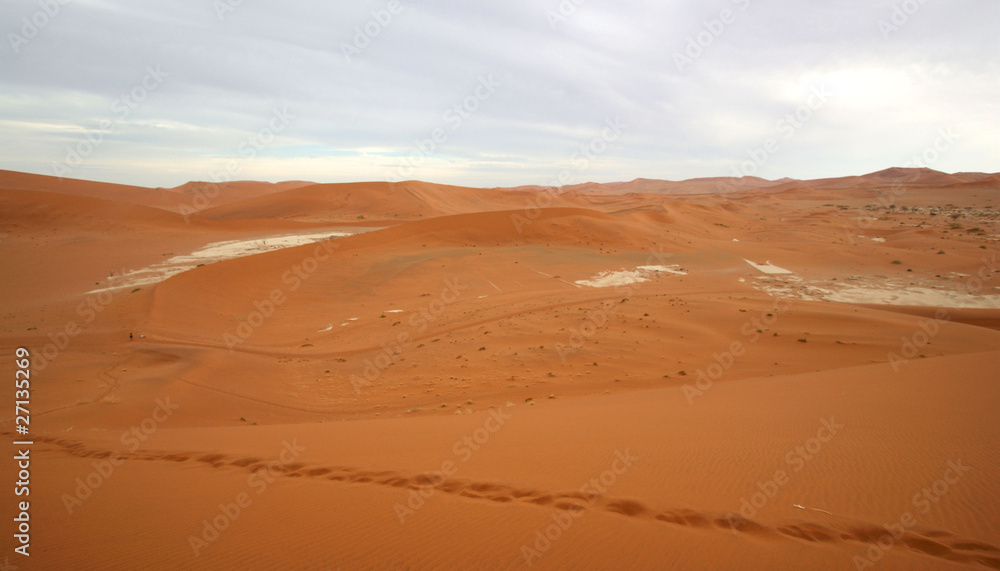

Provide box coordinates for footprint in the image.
[605,499,647,517]
[553,500,585,512]
[413,473,445,487]
[952,540,1000,553]
[526,495,553,506]
[197,454,226,465]
[381,476,409,488]
[777,523,836,542]
[902,536,955,558]
[655,509,712,529]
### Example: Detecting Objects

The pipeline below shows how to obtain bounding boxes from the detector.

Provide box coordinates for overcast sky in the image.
[1,0,997,188]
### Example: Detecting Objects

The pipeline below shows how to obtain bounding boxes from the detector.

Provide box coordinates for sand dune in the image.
[0,169,313,213]
[194,180,592,223]
[1,168,998,569]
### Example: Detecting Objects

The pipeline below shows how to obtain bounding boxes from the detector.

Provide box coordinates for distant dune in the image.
[1,168,998,570]
[0,169,312,213]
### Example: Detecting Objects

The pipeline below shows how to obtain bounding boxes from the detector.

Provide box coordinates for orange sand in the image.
[1,167,998,569]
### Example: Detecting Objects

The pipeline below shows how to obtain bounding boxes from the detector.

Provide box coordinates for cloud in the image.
[1,0,997,187]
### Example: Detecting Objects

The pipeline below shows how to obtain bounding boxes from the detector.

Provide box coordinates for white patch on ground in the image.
[743,259,793,275]
[871,237,886,243]
[637,265,687,276]
[89,232,351,294]
[752,275,1000,309]
[318,324,334,332]
[576,265,686,288]
[384,310,404,313]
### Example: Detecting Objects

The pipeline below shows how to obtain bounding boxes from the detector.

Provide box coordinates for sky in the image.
[1,0,997,188]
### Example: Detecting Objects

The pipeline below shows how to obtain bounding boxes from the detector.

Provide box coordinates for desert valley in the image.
[1,167,998,569]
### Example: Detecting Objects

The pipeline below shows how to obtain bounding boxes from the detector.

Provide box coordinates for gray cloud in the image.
[1,0,997,187]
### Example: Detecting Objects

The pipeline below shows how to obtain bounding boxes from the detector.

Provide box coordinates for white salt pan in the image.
[743,259,793,275]
[576,265,687,288]
[89,232,351,294]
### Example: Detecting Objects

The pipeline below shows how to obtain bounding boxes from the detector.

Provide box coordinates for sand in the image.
[1,167,998,570]
[575,265,687,288]
[86,232,355,294]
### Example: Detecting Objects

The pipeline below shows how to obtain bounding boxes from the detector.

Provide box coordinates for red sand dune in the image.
[193,180,597,223]
[0,169,312,213]
[1,169,998,569]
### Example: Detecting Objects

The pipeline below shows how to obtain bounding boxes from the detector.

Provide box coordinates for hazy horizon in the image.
[2,1,998,188]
